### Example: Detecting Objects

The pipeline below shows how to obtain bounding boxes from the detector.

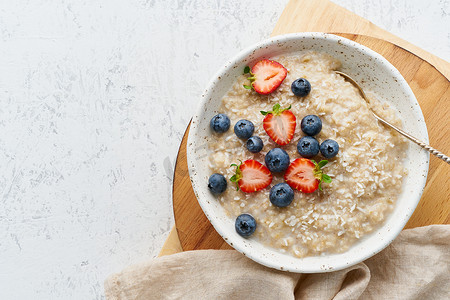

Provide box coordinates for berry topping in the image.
[230,160,272,193]
[235,213,257,237]
[300,115,322,136]
[210,113,230,133]
[265,148,290,173]
[207,173,227,194]
[246,136,264,153]
[291,78,311,97]
[261,104,296,146]
[269,183,294,207]
[234,119,255,140]
[243,59,287,95]
[284,158,332,193]
[297,136,320,158]
[320,139,339,158]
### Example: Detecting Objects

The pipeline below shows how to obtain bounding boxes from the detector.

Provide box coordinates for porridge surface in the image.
[208,51,407,258]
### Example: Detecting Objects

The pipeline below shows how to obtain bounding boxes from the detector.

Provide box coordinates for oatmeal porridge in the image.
[208,51,407,258]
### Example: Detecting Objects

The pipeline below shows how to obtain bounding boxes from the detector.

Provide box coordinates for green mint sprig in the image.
[311,159,332,191]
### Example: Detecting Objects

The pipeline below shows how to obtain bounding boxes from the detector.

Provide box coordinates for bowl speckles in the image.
[187,33,429,273]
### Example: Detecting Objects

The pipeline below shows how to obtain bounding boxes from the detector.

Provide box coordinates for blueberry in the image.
[301,115,322,136]
[208,173,227,194]
[234,119,254,140]
[265,148,290,173]
[246,136,264,153]
[210,114,230,133]
[235,213,257,237]
[297,136,320,158]
[291,78,311,97]
[320,139,339,158]
[269,183,294,207]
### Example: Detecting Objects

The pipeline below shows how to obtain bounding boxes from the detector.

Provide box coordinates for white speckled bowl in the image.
[187,33,429,273]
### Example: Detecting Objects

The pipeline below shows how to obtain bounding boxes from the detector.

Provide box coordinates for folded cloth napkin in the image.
[105,225,449,299]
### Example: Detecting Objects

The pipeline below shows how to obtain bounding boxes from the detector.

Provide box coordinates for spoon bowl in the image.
[335,71,450,164]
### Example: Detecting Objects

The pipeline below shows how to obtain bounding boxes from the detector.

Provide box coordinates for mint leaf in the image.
[261,104,291,116]
[243,66,250,74]
[318,160,328,169]
[273,103,281,111]
[322,174,332,183]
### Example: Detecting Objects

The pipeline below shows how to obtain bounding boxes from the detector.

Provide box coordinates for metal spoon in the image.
[335,71,450,164]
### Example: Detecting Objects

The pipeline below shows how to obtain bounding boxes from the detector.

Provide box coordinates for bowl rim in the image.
[187,32,429,273]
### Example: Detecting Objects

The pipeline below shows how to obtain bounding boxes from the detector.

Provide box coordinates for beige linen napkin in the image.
[105,225,450,299]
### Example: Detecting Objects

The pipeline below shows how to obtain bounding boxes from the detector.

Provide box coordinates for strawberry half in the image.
[284,159,332,193]
[230,160,273,193]
[261,104,296,146]
[243,59,287,95]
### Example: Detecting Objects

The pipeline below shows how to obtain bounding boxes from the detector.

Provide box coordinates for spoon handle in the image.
[373,114,450,164]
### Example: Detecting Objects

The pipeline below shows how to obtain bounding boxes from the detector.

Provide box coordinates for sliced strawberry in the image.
[261,104,296,146]
[230,160,273,193]
[243,59,287,95]
[284,159,332,193]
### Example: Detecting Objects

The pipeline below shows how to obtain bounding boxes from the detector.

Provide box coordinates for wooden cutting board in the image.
[160,0,450,256]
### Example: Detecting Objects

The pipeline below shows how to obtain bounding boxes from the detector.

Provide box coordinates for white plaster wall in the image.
[0,0,447,299]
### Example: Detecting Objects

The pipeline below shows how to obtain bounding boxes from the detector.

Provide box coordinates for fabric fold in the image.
[105,225,450,300]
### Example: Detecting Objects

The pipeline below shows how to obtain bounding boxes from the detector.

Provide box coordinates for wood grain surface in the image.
[272,0,450,79]
[172,33,450,252]
[159,0,450,256]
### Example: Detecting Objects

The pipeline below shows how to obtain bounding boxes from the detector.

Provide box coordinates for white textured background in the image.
[0,0,448,299]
